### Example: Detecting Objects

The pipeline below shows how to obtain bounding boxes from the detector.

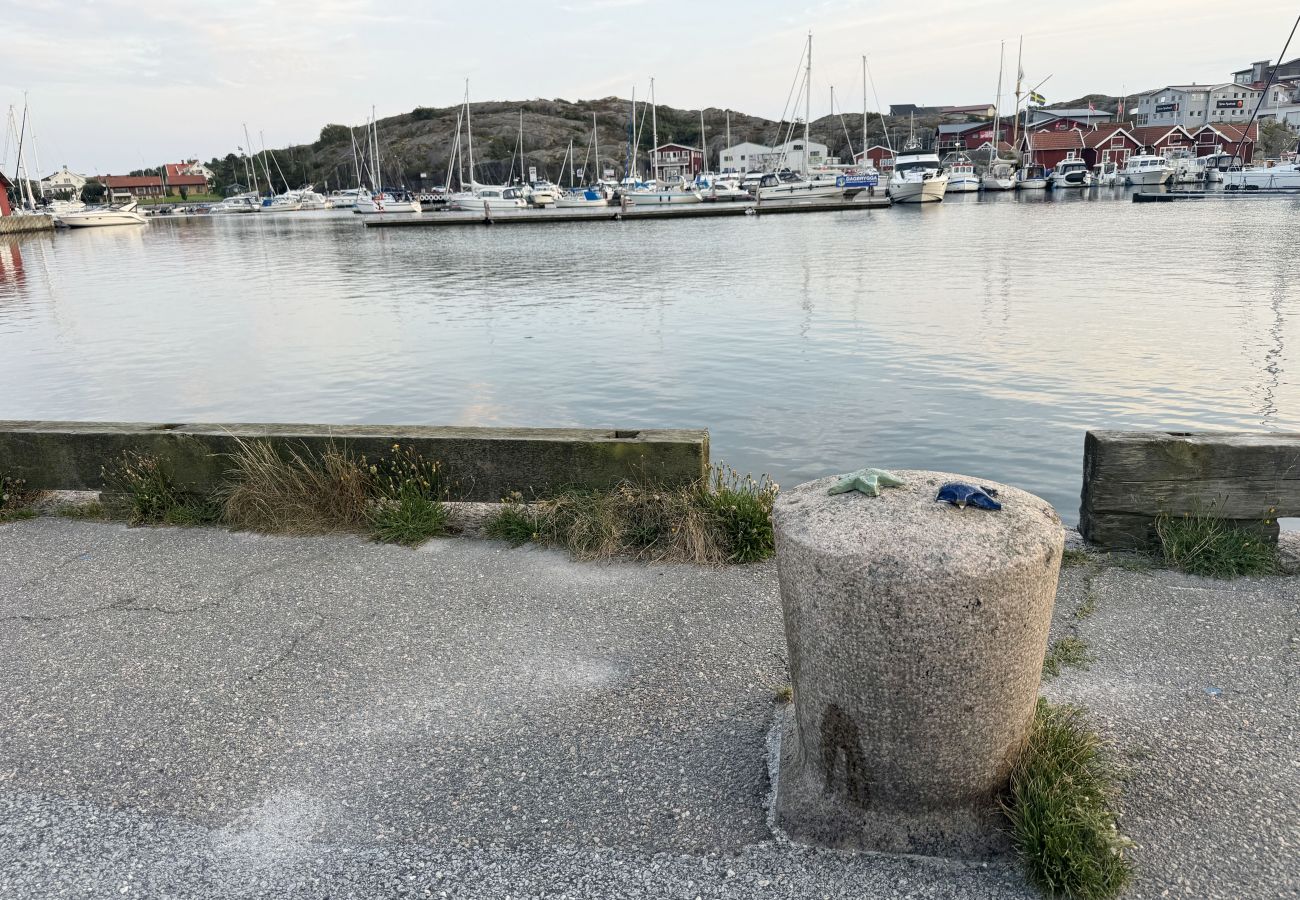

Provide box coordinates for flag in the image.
[1029,90,1046,105]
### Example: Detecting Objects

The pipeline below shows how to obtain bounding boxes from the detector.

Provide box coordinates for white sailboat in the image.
[624,78,704,206]
[445,83,521,211]
[980,42,1016,191]
[353,108,422,214]
[1016,163,1048,190]
[757,34,845,202]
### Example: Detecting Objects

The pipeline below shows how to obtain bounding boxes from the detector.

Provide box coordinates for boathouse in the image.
[1082,124,1141,168]
[1128,125,1199,158]
[936,121,1011,155]
[651,144,703,182]
[854,145,894,171]
[1020,129,1086,170]
[0,173,12,217]
[1192,123,1257,162]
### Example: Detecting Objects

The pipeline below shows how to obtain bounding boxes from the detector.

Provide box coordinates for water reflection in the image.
[0,195,1297,522]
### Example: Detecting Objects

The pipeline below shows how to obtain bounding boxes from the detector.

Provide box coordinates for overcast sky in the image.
[3,0,1296,175]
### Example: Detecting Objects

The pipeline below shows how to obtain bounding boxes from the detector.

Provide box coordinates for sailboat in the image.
[980,41,1016,191]
[354,108,422,214]
[555,130,609,208]
[446,84,526,212]
[624,78,703,206]
[756,34,845,201]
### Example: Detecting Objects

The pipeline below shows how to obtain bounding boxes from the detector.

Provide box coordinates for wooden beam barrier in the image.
[0,421,710,503]
[1079,430,1300,549]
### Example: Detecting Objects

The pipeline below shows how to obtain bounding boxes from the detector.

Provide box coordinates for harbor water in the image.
[1,191,1297,523]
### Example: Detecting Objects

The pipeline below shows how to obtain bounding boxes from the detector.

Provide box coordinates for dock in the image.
[362,195,890,228]
[1133,188,1300,202]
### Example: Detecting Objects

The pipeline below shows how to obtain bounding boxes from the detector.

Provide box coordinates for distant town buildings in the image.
[717,139,829,173]
[40,165,87,198]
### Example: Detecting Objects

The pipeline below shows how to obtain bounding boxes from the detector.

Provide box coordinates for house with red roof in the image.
[1191,123,1257,162]
[1081,124,1142,169]
[103,173,209,200]
[1128,125,1199,157]
[853,145,894,171]
[1020,129,1086,171]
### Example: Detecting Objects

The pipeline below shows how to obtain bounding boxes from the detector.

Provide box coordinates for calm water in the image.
[2,192,1298,523]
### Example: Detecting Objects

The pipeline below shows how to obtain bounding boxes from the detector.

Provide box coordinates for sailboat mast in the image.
[592,112,599,183]
[804,32,812,177]
[699,108,706,175]
[725,110,731,164]
[992,41,1005,160]
[862,56,868,163]
[650,77,658,184]
[465,82,475,188]
[1012,36,1023,155]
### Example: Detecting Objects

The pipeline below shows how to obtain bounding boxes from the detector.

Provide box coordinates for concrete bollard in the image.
[772,470,1063,858]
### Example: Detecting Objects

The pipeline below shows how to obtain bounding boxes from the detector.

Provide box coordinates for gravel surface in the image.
[1,518,1295,898]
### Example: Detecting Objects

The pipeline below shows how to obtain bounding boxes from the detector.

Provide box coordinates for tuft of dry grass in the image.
[484,468,777,566]
[220,439,372,534]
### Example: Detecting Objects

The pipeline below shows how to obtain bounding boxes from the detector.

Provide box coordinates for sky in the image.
[2,0,1296,175]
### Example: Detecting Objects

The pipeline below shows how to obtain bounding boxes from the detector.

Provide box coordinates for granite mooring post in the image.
[772,470,1063,858]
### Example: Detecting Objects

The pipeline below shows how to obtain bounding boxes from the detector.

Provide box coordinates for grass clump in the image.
[482,466,777,565]
[1155,511,1279,579]
[220,440,372,535]
[1042,636,1090,679]
[773,683,793,704]
[1061,549,1090,568]
[57,501,106,520]
[1003,699,1132,899]
[102,452,221,526]
[367,444,450,545]
[1,473,37,522]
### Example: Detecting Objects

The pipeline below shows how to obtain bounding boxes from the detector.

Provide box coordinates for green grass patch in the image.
[482,466,777,565]
[1061,549,1091,568]
[56,501,106,520]
[1042,636,1090,679]
[773,683,793,704]
[1074,591,1097,621]
[1003,699,1132,900]
[0,507,36,523]
[1155,511,1278,579]
[101,452,219,526]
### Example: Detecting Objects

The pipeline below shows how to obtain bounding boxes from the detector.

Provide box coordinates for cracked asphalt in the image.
[0,518,1296,898]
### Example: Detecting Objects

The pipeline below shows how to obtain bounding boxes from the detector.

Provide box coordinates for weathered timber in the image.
[0,421,709,502]
[1080,430,1300,548]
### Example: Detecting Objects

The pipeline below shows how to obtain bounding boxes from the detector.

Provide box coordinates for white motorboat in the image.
[57,201,148,228]
[1223,161,1300,190]
[1092,161,1120,186]
[1168,152,1204,185]
[553,187,609,208]
[1123,155,1173,186]
[944,157,980,192]
[43,198,86,217]
[522,181,558,207]
[1198,152,1244,184]
[449,186,526,211]
[1049,158,1093,189]
[1016,163,1048,190]
[354,190,423,214]
[695,175,751,201]
[981,159,1016,191]
[328,188,363,208]
[888,141,948,203]
[210,196,261,214]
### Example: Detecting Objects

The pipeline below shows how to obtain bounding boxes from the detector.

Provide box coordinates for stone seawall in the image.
[0,215,55,234]
[0,421,710,501]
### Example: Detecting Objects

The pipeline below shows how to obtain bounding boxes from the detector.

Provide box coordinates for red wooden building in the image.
[1191,123,1257,162]
[103,173,209,200]
[651,143,703,182]
[1081,124,1142,168]
[1020,130,1086,170]
[854,144,895,170]
[1128,125,1199,158]
[0,172,12,216]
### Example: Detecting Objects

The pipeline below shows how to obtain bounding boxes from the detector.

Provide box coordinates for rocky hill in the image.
[202,97,923,193]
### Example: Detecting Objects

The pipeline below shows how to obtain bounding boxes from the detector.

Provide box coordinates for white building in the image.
[1135,83,1262,128]
[757,138,830,173]
[718,141,771,173]
[40,165,87,198]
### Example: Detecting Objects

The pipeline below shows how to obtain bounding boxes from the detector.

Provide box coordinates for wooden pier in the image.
[1133,189,1300,202]
[362,195,890,228]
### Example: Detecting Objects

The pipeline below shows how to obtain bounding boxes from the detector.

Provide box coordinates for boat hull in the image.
[1223,166,1300,190]
[1125,169,1171,186]
[624,191,703,205]
[981,176,1015,191]
[1016,178,1048,190]
[354,198,424,214]
[888,176,948,203]
[58,211,148,228]
[946,175,980,193]
[756,182,843,200]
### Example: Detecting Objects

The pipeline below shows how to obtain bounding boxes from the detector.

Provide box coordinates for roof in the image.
[1194,123,1259,142]
[103,174,208,188]
[1034,108,1113,119]
[937,121,991,135]
[652,143,701,152]
[1082,124,1140,148]
[1024,130,1086,150]
[0,172,10,189]
[1128,125,1196,146]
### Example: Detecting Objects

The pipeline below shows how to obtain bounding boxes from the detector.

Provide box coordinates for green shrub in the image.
[698,467,777,563]
[1004,699,1132,899]
[1155,511,1278,578]
[367,444,449,545]
[484,498,545,546]
[102,452,217,526]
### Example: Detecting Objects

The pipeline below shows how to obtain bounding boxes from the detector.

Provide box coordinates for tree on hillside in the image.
[1258,120,1299,158]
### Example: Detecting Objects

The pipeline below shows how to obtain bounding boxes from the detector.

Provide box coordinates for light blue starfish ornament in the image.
[827,468,906,497]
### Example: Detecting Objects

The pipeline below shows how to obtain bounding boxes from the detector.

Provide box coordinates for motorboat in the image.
[554,187,609,208]
[754,171,843,200]
[1198,152,1243,183]
[328,188,363,208]
[1016,163,1048,190]
[1092,161,1121,186]
[57,201,148,228]
[43,198,86,217]
[1223,161,1300,190]
[1123,155,1173,186]
[210,196,261,214]
[695,175,751,201]
[448,186,526,211]
[1168,152,1204,185]
[887,141,948,203]
[981,159,1016,191]
[522,181,558,207]
[1049,158,1093,189]
[354,189,424,214]
[943,156,980,193]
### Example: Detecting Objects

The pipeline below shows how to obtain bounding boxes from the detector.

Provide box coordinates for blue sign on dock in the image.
[842,174,880,188]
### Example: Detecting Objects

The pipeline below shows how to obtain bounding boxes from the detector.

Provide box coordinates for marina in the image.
[2,190,1296,523]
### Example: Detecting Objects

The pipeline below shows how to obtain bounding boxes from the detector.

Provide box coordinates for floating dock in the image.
[362,195,890,228]
[1133,189,1300,202]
